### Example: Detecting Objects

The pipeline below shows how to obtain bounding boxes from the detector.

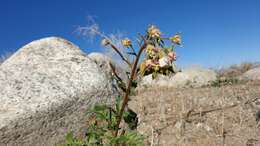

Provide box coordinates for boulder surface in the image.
[140,67,217,88]
[88,52,129,87]
[242,67,260,80]
[0,37,115,145]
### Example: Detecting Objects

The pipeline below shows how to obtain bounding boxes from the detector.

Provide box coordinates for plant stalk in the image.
[109,43,132,67]
[114,41,147,137]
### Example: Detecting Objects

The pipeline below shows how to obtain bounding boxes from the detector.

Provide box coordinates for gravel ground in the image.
[129,81,260,146]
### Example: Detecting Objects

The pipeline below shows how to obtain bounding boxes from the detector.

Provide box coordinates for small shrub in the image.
[210,77,239,87]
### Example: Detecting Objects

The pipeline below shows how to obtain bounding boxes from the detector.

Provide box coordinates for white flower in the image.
[159,56,171,67]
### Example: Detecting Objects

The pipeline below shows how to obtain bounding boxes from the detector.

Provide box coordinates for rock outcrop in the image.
[140,67,217,88]
[0,37,115,145]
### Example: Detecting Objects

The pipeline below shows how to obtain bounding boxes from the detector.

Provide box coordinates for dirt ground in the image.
[129,81,260,146]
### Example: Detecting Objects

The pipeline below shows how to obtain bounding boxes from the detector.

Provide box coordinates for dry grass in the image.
[130,81,260,146]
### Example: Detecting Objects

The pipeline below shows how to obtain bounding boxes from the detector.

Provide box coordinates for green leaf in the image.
[123,108,138,130]
[131,80,138,88]
[129,87,136,96]
[116,79,127,92]
[113,131,146,146]
[152,72,158,79]
[115,96,121,113]
[93,104,107,112]
[65,132,74,143]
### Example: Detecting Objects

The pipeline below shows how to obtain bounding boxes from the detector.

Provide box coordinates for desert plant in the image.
[57,96,143,146]
[58,24,181,146]
[139,25,182,78]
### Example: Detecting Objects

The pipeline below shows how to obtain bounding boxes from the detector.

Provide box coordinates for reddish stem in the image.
[114,41,147,137]
[109,43,132,67]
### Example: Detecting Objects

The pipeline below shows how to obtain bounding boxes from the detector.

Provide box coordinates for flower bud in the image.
[121,38,132,47]
[168,52,177,61]
[101,38,110,46]
[170,34,181,45]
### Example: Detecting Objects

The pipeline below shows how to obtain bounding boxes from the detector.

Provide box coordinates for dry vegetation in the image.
[217,62,260,79]
[130,81,260,146]
[209,62,260,87]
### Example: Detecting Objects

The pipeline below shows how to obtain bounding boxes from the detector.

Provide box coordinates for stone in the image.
[88,52,129,87]
[88,52,114,78]
[139,74,169,87]
[139,67,217,88]
[172,67,217,87]
[242,67,260,81]
[0,37,115,145]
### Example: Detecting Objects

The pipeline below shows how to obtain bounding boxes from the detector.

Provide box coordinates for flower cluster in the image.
[140,25,181,78]
[148,25,162,38]
[100,25,182,79]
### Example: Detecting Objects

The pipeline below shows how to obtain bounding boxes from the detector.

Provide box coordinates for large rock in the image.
[0,37,115,145]
[89,52,114,78]
[172,67,217,87]
[242,67,260,80]
[88,52,129,87]
[139,74,169,87]
[140,67,217,88]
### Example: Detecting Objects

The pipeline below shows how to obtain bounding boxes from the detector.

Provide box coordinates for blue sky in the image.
[0,0,259,67]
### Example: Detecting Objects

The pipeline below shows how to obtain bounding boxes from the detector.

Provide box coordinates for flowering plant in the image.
[139,25,181,79]
[59,23,182,146]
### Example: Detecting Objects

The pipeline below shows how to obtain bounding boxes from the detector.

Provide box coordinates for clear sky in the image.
[0,0,259,67]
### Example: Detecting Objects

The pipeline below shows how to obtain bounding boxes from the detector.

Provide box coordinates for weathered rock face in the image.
[88,52,129,86]
[139,67,217,88]
[88,52,114,78]
[0,37,115,146]
[242,67,260,80]
[172,67,217,87]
